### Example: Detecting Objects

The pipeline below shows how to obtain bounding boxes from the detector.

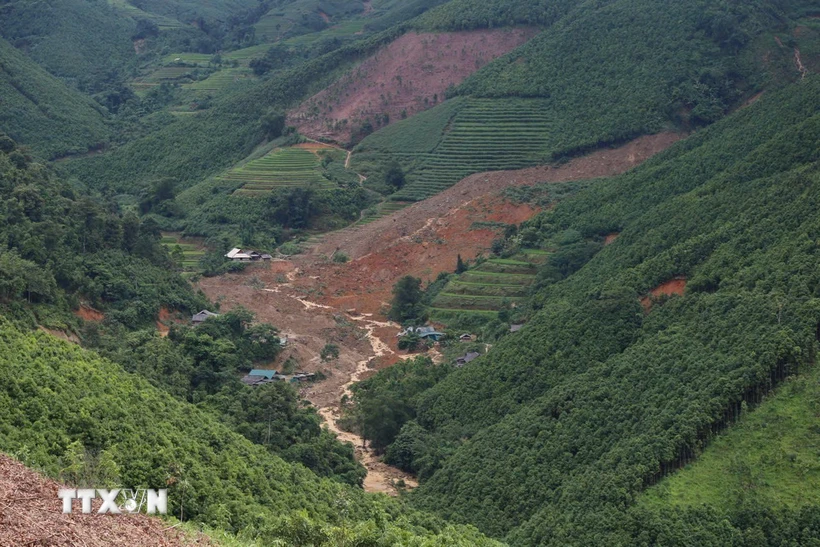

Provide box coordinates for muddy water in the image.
[301,300,419,494]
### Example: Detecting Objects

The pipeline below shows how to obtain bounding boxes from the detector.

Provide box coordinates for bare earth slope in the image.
[0,455,202,546]
[302,132,683,313]
[288,28,537,144]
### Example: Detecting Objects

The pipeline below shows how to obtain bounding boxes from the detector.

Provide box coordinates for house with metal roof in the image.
[192,310,219,324]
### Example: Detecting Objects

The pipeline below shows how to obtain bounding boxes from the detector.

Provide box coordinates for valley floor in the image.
[196,131,682,493]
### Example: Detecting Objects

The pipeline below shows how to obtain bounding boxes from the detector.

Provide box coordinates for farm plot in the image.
[183,67,256,92]
[225,147,335,195]
[431,254,545,314]
[161,233,205,276]
[354,97,556,201]
[394,98,553,200]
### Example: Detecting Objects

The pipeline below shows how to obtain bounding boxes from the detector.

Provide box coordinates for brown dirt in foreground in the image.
[0,454,207,546]
[289,28,537,144]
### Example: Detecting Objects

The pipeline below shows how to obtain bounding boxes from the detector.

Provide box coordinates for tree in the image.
[384,161,406,191]
[261,109,286,140]
[388,276,424,323]
[320,343,340,362]
[456,254,467,274]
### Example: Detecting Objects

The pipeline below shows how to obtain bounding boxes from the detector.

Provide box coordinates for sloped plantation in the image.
[350,78,820,544]
[353,0,814,200]
[0,317,502,546]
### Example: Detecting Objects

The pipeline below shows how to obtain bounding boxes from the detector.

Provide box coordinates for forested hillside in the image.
[0,0,137,93]
[353,0,817,200]
[0,317,501,545]
[0,38,111,158]
[346,77,820,544]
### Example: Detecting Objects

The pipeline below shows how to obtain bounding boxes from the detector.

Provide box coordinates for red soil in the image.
[156,307,173,336]
[288,28,538,144]
[641,277,687,311]
[74,305,104,322]
[604,233,620,245]
[0,454,206,546]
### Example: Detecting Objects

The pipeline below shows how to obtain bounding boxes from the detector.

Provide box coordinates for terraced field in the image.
[393,98,553,200]
[225,147,335,195]
[183,68,255,92]
[107,0,184,29]
[431,250,548,315]
[131,66,197,91]
[161,233,205,276]
[356,200,413,225]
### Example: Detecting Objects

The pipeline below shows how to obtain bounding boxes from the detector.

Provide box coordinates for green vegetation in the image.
[640,364,820,510]
[0,0,137,93]
[0,317,501,545]
[389,275,425,323]
[352,78,820,544]
[354,0,814,200]
[226,147,335,194]
[0,38,111,158]
[160,232,205,276]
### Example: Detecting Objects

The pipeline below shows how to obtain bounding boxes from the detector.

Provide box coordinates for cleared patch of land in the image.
[289,28,537,145]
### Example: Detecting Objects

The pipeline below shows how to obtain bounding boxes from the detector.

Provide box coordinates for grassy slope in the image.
[0,317,501,545]
[0,37,111,158]
[640,363,820,509]
[399,78,820,545]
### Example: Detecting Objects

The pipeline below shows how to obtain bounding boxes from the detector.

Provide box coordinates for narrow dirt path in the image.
[795,48,808,79]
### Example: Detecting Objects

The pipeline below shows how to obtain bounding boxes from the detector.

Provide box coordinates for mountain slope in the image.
[0,37,111,158]
[349,77,820,544]
[352,0,815,201]
[0,317,501,545]
[0,0,138,93]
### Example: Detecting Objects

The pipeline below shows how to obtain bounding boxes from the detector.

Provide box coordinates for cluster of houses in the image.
[240,369,316,386]
[225,248,272,261]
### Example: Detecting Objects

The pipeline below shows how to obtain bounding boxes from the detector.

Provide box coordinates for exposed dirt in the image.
[289,28,538,144]
[296,132,682,314]
[641,277,687,312]
[74,305,104,322]
[198,131,682,493]
[794,47,808,79]
[197,267,418,494]
[156,307,176,337]
[604,233,620,245]
[0,454,208,547]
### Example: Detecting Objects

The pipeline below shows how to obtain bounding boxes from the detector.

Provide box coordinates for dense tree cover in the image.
[0,38,111,158]
[348,79,820,544]
[0,0,137,94]
[340,357,453,454]
[0,134,203,327]
[388,275,425,323]
[639,364,820,511]
[0,317,502,546]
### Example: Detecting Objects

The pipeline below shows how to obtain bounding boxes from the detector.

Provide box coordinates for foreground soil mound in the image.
[0,455,202,546]
[289,28,537,144]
